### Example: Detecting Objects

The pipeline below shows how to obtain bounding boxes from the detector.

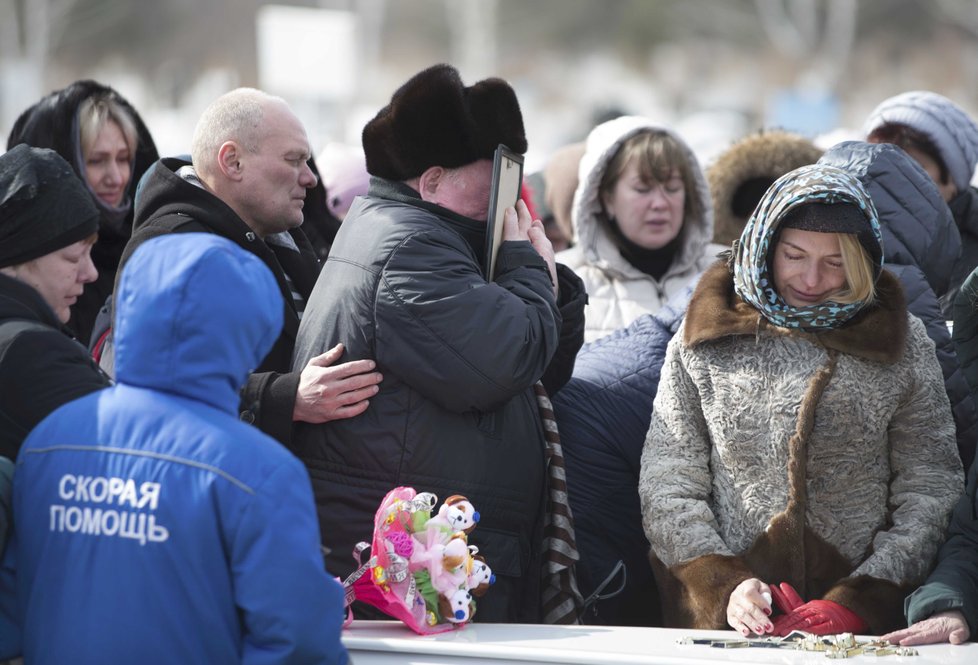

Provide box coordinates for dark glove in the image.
[769,581,804,615]
[772,599,868,636]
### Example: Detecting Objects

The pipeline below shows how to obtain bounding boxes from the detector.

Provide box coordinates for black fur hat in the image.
[362,64,527,180]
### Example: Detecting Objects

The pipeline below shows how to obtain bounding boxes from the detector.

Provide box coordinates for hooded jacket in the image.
[291,177,586,623]
[818,141,977,471]
[557,116,724,342]
[0,274,108,459]
[8,234,348,665]
[119,157,321,445]
[7,80,159,344]
[639,166,964,635]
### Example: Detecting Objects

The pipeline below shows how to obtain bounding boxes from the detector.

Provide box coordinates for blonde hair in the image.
[832,233,876,304]
[78,95,138,157]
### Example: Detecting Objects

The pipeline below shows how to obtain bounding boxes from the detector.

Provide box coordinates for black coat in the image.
[947,186,978,318]
[120,158,321,445]
[7,80,159,345]
[291,179,586,623]
[0,274,109,459]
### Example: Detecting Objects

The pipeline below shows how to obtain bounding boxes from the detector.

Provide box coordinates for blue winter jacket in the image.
[7,234,348,664]
[819,141,978,472]
[552,288,692,626]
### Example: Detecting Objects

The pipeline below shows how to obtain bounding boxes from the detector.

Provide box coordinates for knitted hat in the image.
[0,144,99,268]
[864,91,978,192]
[707,129,823,246]
[779,201,882,269]
[362,64,527,180]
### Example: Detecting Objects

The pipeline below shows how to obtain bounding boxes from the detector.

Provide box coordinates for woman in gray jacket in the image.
[639,164,963,636]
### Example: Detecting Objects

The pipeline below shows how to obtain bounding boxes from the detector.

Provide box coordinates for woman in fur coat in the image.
[639,163,964,637]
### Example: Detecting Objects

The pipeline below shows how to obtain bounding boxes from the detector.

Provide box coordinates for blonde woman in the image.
[7,80,158,344]
[640,164,963,635]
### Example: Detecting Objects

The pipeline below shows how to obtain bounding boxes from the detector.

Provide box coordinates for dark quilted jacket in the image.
[820,141,977,471]
[552,288,691,626]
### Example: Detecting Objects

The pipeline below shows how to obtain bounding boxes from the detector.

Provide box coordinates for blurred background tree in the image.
[2,0,977,168]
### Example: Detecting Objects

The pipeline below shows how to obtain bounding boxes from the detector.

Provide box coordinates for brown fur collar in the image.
[684,261,907,364]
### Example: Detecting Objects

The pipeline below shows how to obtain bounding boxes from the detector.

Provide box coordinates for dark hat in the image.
[0,144,99,268]
[362,64,527,180]
[780,201,881,265]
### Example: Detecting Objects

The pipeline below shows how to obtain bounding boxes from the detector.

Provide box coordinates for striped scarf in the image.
[534,382,585,624]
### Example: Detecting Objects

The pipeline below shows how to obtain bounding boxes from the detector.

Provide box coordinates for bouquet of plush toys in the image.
[341,486,496,634]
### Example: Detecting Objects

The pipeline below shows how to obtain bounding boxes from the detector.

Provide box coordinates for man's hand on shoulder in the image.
[882,610,970,646]
[293,343,383,423]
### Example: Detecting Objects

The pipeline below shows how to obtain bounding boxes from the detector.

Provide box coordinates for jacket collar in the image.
[368,177,487,268]
[0,273,71,333]
[684,261,908,364]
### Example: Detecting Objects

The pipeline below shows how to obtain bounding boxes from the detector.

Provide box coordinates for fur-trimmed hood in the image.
[707,130,823,247]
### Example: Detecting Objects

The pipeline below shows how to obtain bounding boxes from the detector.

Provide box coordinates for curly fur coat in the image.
[639,261,964,634]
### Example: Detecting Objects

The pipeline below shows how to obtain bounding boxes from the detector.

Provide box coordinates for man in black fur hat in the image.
[292,64,586,623]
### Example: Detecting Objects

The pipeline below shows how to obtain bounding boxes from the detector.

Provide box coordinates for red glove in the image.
[772,599,868,636]
[769,582,804,615]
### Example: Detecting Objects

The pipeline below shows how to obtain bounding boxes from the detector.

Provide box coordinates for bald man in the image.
[119,88,381,445]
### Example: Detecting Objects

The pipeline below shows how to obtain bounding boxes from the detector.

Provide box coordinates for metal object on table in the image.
[678,631,919,658]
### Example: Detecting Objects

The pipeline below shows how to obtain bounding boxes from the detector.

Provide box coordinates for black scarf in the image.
[605,216,681,281]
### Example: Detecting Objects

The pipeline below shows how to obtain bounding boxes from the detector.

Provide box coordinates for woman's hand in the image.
[727,578,774,636]
[882,610,970,646]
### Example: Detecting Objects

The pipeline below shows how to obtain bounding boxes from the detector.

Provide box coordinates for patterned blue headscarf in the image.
[733,164,884,330]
